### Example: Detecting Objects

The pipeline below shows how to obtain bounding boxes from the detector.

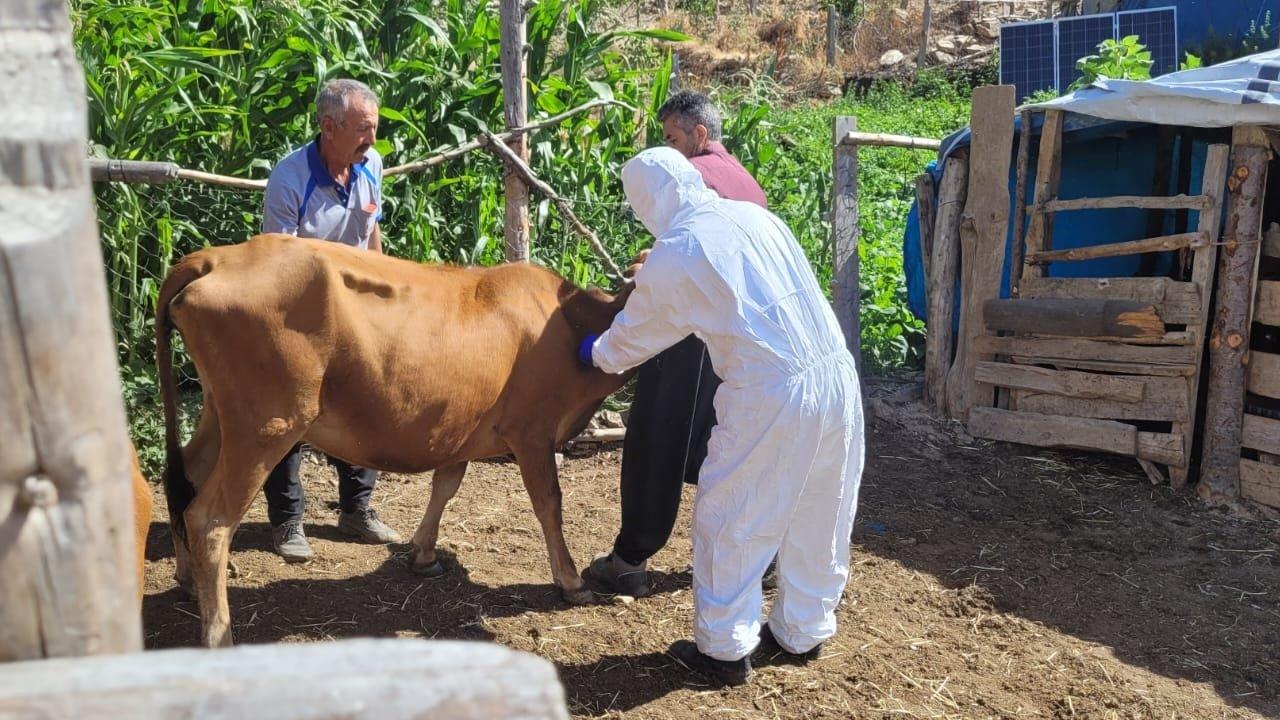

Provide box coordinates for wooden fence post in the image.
[827,5,838,67]
[500,0,531,263]
[946,85,1015,421]
[1199,125,1271,503]
[924,156,969,413]
[918,0,932,66]
[0,0,141,661]
[832,116,861,373]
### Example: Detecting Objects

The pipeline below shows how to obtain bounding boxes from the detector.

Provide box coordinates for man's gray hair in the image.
[316,79,379,123]
[657,90,723,141]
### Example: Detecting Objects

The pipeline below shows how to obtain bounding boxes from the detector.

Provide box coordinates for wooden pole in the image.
[0,0,141,661]
[500,0,530,263]
[827,5,838,67]
[832,116,861,373]
[840,131,942,151]
[924,156,969,413]
[0,639,570,719]
[919,0,932,66]
[1199,126,1271,504]
[947,85,1015,421]
[1010,109,1032,297]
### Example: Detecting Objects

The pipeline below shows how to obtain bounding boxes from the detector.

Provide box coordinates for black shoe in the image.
[756,623,823,663]
[670,640,751,686]
[582,552,652,598]
[272,519,314,563]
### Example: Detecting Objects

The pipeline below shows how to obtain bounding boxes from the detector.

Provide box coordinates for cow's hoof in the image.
[563,586,595,605]
[410,559,447,578]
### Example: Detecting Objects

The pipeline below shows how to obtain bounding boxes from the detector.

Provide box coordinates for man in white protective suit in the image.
[577,146,865,686]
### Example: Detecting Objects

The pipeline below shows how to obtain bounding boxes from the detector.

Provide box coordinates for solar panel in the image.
[1000,20,1057,102]
[1118,7,1178,77]
[1057,13,1117,90]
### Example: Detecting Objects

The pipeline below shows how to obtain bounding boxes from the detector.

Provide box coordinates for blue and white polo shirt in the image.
[262,136,383,249]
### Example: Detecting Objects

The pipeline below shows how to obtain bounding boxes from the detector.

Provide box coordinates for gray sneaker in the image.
[272,519,314,563]
[337,507,402,544]
[583,552,651,598]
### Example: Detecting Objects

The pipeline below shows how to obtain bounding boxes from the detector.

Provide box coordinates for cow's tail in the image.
[155,257,208,545]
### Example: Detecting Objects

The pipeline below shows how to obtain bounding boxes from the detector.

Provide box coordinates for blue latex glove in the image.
[577,334,598,368]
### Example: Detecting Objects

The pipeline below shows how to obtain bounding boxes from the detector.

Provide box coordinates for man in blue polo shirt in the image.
[260,78,401,562]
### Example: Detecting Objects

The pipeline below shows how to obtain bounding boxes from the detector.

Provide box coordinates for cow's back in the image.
[168,234,591,472]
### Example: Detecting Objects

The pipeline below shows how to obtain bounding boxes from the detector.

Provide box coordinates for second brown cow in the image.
[157,234,633,647]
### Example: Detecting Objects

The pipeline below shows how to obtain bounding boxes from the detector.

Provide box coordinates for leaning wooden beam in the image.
[1025,231,1208,264]
[1254,280,1280,325]
[1043,194,1213,213]
[1021,109,1062,287]
[1246,350,1280,400]
[968,407,1184,466]
[1009,108,1032,297]
[946,85,1014,420]
[0,0,141,661]
[0,639,570,719]
[982,298,1164,339]
[840,131,942,150]
[481,131,625,282]
[924,156,969,413]
[1200,126,1271,504]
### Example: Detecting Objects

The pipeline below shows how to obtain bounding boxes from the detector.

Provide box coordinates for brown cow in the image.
[156,234,633,647]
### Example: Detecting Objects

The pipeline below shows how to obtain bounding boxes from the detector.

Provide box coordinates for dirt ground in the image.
[142,380,1280,719]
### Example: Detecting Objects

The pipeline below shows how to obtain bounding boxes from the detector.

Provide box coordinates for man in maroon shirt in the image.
[585,90,772,598]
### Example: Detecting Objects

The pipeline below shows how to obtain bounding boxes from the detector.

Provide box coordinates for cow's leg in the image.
[511,445,593,605]
[187,432,298,648]
[410,461,468,577]
[174,400,221,596]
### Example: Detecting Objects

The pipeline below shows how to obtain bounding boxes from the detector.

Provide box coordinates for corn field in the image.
[72,0,975,468]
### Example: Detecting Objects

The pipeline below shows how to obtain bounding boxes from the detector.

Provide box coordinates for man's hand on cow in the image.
[577,334,599,368]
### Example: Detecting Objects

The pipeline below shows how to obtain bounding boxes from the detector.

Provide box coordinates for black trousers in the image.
[612,335,721,567]
[264,443,378,526]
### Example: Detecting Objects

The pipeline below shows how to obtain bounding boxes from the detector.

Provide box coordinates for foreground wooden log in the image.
[0,639,569,719]
[982,298,1165,339]
[1200,126,1271,503]
[0,0,141,661]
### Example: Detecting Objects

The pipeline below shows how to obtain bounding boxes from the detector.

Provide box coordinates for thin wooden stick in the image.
[1025,231,1207,264]
[480,131,625,282]
[385,99,630,176]
[1044,194,1212,213]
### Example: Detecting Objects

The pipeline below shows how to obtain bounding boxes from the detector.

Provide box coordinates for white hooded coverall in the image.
[591,147,865,660]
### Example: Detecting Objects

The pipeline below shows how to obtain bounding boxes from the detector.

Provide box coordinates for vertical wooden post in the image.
[670,52,682,94]
[0,0,141,661]
[1200,126,1271,503]
[1170,143,1230,489]
[749,0,757,14]
[500,0,530,263]
[1009,108,1032,297]
[919,0,932,66]
[826,5,838,67]
[924,156,970,413]
[915,172,937,289]
[946,86,1015,421]
[832,116,861,373]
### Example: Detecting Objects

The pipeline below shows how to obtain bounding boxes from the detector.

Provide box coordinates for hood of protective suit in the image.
[622,147,720,238]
